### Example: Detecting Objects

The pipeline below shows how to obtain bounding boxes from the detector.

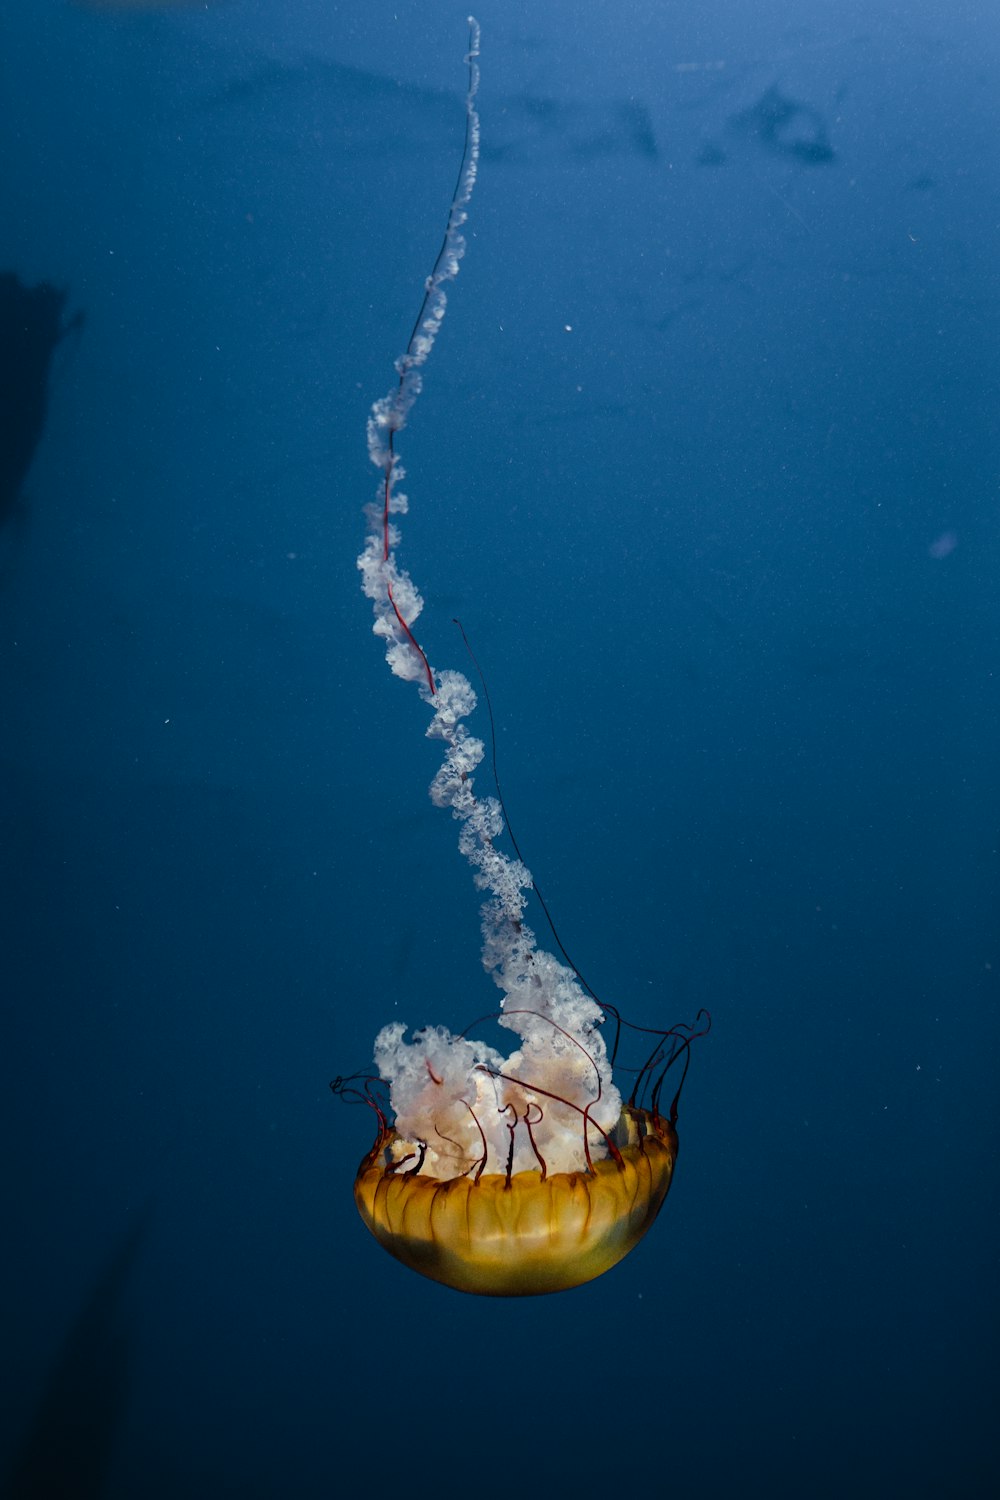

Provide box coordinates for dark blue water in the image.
[1,2,996,1495]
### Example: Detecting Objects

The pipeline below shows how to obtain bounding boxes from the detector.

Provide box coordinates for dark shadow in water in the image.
[0,273,83,530]
[4,1211,149,1500]
[728,85,835,164]
[206,54,659,166]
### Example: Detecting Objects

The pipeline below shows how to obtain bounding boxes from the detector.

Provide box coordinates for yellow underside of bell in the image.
[353,1106,677,1296]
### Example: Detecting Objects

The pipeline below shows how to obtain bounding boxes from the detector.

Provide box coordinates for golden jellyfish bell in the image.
[353,1102,678,1296]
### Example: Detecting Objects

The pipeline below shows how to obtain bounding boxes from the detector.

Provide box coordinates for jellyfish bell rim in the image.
[353,1104,678,1296]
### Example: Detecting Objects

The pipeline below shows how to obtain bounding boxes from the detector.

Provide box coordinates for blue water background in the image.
[0,1,997,1494]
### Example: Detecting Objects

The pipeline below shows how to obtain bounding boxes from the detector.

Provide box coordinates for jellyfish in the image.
[335,18,707,1296]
